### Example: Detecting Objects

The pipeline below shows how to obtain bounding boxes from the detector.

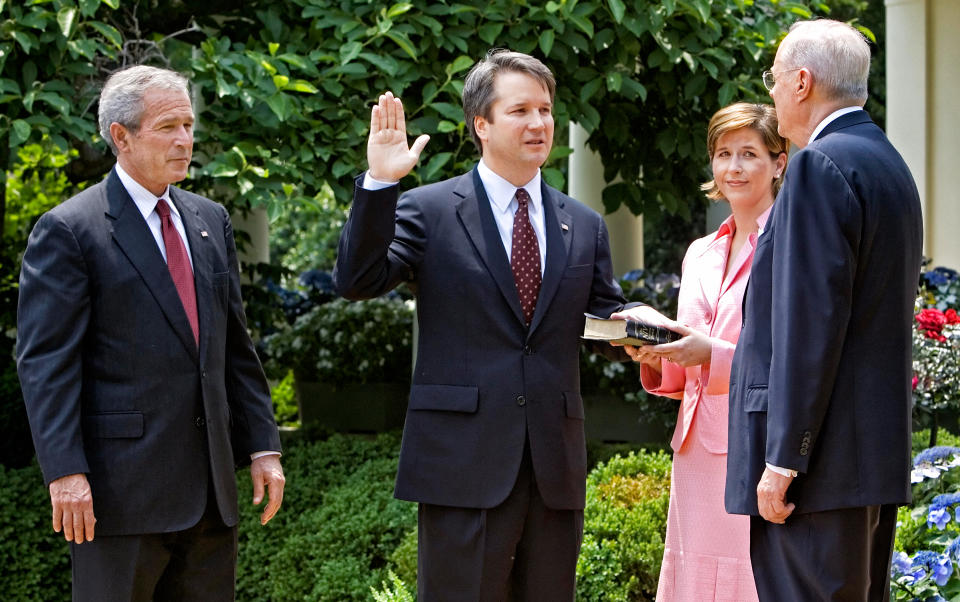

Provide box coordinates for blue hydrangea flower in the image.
[929,507,951,530]
[926,270,950,287]
[947,536,960,562]
[891,551,913,575]
[930,492,960,512]
[914,447,960,466]
[933,554,954,586]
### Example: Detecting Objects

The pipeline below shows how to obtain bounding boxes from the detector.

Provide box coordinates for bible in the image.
[581,313,682,346]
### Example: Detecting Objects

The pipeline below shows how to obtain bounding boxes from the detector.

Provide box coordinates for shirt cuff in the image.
[362,171,399,190]
[251,451,281,461]
[766,462,798,477]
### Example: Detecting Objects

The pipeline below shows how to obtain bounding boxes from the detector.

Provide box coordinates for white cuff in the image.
[250,450,281,461]
[766,462,798,477]
[362,171,399,190]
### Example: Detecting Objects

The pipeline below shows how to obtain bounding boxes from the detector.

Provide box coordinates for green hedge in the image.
[1,434,670,600]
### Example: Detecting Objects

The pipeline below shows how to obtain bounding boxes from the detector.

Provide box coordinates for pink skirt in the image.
[655,413,759,601]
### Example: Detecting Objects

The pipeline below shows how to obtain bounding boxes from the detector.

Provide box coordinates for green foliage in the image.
[577,450,672,600]
[235,432,417,602]
[263,296,415,385]
[270,369,299,427]
[0,0,120,156]
[169,0,839,227]
[371,570,415,602]
[0,462,71,599]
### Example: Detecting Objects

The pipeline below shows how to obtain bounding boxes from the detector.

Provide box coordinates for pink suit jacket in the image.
[641,211,769,454]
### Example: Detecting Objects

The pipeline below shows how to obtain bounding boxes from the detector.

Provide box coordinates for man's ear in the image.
[109,122,130,153]
[795,68,813,102]
[474,115,488,142]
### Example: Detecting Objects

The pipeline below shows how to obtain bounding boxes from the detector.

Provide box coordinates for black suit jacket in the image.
[16,168,280,536]
[334,168,627,510]
[725,111,923,515]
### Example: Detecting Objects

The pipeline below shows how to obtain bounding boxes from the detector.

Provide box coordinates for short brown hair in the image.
[701,103,788,201]
[462,49,556,153]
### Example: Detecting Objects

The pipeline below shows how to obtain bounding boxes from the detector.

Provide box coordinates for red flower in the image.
[917,309,948,334]
[946,309,960,325]
[913,375,919,390]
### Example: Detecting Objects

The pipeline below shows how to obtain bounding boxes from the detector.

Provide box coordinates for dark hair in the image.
[462,49,556,153]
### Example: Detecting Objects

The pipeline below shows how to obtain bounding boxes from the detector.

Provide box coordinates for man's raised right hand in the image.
[367,91,430,183]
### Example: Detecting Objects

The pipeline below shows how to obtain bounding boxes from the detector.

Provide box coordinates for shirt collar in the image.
[712,204,775,242]
[477,159,543,215]
[114,162,178,222]
[809,106,863,145]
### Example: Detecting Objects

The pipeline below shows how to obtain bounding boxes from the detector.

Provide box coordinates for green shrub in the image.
[235,432,415,601]
[0,463,71,600]
[576,450,672,601]
[371,570,415,602]
[270,369,300,427]
[263,297,414,386]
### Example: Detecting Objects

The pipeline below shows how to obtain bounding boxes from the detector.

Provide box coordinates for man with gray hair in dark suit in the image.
[17,65,285,601]
[725,19,923,600]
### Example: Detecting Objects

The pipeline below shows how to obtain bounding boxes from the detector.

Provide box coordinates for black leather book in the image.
[581,313,682,346]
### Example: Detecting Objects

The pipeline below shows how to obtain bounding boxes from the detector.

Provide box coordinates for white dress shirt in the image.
[115,163,194,270]
[363,160,547,276]
[115,163,278,462]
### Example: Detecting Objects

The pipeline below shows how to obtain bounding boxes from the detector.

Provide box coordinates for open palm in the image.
[367,91,430,182]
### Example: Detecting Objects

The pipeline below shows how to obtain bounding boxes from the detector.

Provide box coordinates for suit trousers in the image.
[417,438,584,602]
[750,504,897,602]
[70,483,237,602]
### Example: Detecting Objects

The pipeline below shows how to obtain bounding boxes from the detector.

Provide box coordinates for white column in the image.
[885,0,929,248]
[567,123,644,275]
[230,206,270,266]
[928,0,960,267]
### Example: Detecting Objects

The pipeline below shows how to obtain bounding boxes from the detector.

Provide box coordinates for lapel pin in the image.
[200,231,208,238]
[561,223,569,231]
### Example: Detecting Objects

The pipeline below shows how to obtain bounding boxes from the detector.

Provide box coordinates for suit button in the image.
[524,345,533,355]
[195,416,206,428]
[516,395,526,407]
[201,371,207,379]
[704,312,712,323]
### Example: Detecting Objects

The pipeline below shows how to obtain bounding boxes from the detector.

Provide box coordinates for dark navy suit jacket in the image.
[334,168,627,510]
[725,111,923,516]
[16,168,281,536]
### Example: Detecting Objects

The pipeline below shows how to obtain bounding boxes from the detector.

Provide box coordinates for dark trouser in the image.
[417,441,584,602]
[70,490,237,602]
[750,504,898,602]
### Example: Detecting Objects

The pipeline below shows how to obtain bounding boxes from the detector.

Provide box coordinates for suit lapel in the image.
[528,184,571,336]
[455,170,526,325]
[170,188,214,363]
[815,109,871,141]
[105,170,198,361]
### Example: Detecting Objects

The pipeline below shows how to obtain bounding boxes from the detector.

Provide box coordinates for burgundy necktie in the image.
[511,188,541,325]
[155,198,199,346]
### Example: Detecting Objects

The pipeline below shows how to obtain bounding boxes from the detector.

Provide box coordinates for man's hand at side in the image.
[251,454,285,526]
[367,91,430,183]
[49,473,96,544]
[757,466,795,524]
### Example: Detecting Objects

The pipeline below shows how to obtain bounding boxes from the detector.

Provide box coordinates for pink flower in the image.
[946,309,960,325]
[913,375,919,390]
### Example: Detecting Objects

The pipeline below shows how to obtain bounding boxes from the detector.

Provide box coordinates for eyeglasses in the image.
[762,68,802,91]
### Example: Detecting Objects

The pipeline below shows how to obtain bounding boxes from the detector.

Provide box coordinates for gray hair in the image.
[462,49,556,153]
[98,65,191,155]
[780,19,870,104]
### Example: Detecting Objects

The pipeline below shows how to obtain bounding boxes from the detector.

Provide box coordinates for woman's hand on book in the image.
[643,324,712,368]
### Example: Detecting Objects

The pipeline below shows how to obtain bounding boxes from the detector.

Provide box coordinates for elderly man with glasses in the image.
[725,19,923,601]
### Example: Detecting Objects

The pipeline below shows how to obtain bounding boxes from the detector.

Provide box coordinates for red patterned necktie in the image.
[511,188,542,325]
[155,198,199,346]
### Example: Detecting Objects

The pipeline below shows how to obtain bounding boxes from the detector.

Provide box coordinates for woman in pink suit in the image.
[614,103,787,601]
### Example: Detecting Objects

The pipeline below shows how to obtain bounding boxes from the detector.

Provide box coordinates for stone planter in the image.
[582,392,671,445]
[294,376,409,432]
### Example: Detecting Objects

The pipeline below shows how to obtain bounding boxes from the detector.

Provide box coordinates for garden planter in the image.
[294,376,409,432]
